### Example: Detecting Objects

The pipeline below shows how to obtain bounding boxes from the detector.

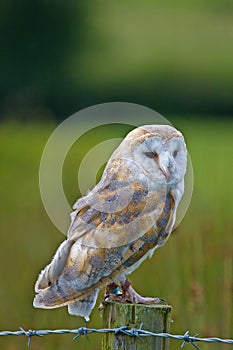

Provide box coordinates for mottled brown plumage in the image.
[33,124,187,320]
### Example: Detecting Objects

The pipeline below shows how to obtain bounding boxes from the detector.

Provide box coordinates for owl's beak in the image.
[159,151,175,181]
[160,166,170,180]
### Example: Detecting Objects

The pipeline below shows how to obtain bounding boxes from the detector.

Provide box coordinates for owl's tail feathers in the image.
[35,239,74,292]
[33,285,63,309]
[68,289,100,321]
[33,287,99,321]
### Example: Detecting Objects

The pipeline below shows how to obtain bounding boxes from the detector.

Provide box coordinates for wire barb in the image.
[19,327,42,347]
[181,331,201,350]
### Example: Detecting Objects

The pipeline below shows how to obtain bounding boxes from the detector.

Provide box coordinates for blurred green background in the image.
[1,0,233,119]
[0,1,232,349]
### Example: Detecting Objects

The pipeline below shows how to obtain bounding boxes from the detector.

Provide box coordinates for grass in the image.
[0,118,232,349]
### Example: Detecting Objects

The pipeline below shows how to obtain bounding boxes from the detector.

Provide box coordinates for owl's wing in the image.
[34,157,174,309]
[35,157,156,292]
[67,157,166,249]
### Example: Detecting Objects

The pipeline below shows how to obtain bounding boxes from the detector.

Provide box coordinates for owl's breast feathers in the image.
[34,157,176,308]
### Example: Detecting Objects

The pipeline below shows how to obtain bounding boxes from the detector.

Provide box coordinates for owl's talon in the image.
[119,278,166,305]
[157,297,167,303]
[104,294,110,301]
[104,292,123,302]
[98,302,105,313]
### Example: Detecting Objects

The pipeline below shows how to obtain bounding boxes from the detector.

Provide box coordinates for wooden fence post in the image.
[102,302,172,350]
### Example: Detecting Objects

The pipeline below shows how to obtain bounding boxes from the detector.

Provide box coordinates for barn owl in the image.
[33,124,187,321]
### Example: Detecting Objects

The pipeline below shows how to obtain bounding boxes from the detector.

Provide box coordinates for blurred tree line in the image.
[0,0,233,121]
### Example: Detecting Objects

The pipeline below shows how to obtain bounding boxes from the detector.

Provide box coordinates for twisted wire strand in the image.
[0,326,232,349]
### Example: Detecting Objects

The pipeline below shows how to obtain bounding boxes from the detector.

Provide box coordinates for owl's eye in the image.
[145,151,158,159]
[145,152,154,158]
[173,150,178,158]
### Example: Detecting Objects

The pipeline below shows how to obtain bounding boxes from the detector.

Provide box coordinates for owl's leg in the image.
[120,278,166,304]
[104,279,165,304]
[104,282,122,301]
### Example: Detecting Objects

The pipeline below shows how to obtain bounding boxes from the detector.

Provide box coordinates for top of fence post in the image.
[102,302,172,350]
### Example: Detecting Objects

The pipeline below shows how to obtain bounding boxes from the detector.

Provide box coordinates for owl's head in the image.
[115,124,187,186]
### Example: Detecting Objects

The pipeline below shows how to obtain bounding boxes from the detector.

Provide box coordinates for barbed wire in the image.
[0,325,232,349]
